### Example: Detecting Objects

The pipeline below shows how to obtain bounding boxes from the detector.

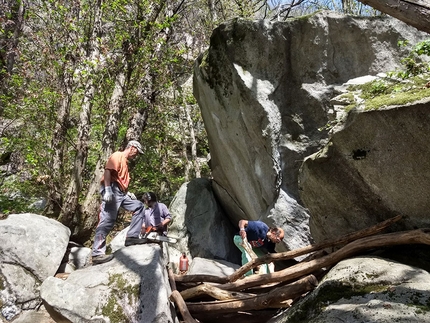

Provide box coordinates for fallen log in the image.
[167,268,177,291]
[192,309,279,323]
[240,236,268,275]
[181,283,256,301]
[186,275,318,315]
[221,228,430,291]
[229,214,402,281]
[170,291,199,323]
[168,268,198,323]
[173,273,229,285]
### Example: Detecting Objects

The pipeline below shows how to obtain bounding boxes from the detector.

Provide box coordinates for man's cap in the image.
[128,140,143,153]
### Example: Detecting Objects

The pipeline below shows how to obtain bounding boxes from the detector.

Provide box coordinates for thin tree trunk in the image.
[60,0,102,230]
[179,107,191,181]
[0,1,25,116]
[185,104,200,178]
[77,69,127,242]
[47,89,71,217]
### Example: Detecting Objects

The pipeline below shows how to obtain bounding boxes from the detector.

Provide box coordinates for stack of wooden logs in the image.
[168,215,430,323]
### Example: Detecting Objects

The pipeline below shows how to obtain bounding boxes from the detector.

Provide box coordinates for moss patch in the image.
[101,295,128,323]
[341,74,430,113]
[100,274,141,323]
[364,87,430,110]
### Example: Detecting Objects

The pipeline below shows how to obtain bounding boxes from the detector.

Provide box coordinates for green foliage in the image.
[389,39,430,79]
[360,80,390,99]
[340,74,430,113]
[337,38,430,115]
[0,0,261,236]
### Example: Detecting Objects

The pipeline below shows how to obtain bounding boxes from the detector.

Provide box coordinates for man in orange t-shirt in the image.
[92,140,147,265]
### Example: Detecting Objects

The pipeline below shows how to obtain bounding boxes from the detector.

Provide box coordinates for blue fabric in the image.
[243,221,276,253]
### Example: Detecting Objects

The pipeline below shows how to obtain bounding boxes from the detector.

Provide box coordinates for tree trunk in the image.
[77,69,127,242]
[0,0,25,117]
[46,89,71,217]
[60,0,103,230]
[185,104,200,178]
[179,104,191,181]
[358,0,430,34]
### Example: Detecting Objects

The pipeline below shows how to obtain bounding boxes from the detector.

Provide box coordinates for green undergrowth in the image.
[347,74,430,111]
[340,39,430,112]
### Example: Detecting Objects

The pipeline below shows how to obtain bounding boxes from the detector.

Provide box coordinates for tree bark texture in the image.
[60,0,103,230]
[78,70,127,242]
[358,0,430,34]
[170,290,199,323]
[186,275,318,315]
[181,283,256,301]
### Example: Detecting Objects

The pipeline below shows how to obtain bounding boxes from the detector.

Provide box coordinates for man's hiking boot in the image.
[125,237,148,246]
[92,254,114,265]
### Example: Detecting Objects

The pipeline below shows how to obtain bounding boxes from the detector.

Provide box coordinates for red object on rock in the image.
[179,253,189,272]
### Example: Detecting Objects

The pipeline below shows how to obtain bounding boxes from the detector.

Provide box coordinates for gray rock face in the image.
[187,257,240,277]
[0,213,70,320]
[274,256,430,323]
[168,178,241,266]
[193,11,428,251]
[300,99,430,242]
[40,244,178,323]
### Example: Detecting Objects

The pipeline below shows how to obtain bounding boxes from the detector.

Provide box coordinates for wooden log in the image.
[173,273,229,284]
[168,267,198,323]
[229,215,403,281]
[168,267,177,291]
[170,290,199,323]
[240,237,266,274]
[221,228,430,291]
[181,283,256,301]
[193,309,279,323]
[186,275,318,315]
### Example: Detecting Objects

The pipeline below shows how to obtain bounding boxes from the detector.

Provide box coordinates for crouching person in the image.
[233,219,284,276]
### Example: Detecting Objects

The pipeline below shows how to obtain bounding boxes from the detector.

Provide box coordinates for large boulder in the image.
[40,244,178,323]
[300,99,430,242]
[0,213,70,321]
[193,11,428,251]
[273,256,430,323]
[168,178,241,267]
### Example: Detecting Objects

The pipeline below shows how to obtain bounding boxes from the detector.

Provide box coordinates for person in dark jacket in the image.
[234,219,284,276]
